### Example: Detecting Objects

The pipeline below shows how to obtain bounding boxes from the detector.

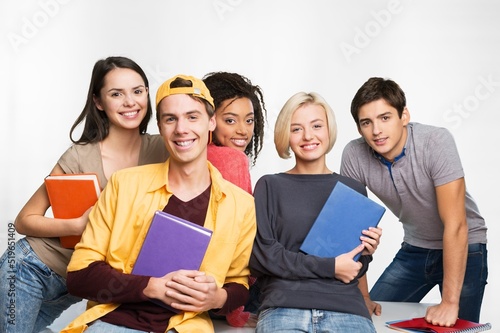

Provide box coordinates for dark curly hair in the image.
[203,72,267,166]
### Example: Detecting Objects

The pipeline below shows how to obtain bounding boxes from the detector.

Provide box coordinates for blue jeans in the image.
[255,307,376,333]
[86,320,177,333]
[370,242,488,322]
[0,238,81,333]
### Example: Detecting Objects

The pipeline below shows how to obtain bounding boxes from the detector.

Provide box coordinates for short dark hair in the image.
[350,77,406,125]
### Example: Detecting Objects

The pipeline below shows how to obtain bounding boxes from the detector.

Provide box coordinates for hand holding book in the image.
[44,173,101,248]
[333,243,366,283]
[386,317,492,332]
[133,210,213,311]
[300,181,386,260]
[143,269,209,311]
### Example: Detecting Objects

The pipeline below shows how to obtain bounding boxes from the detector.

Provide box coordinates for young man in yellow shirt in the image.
[63,74,256,333]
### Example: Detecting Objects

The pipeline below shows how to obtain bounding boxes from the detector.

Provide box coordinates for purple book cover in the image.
[132,210,213,277]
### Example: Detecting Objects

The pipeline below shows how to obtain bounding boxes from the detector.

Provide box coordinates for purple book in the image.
[132,210,213,277]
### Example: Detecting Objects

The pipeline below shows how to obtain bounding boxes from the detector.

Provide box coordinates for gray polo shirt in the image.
[340,122,487,249]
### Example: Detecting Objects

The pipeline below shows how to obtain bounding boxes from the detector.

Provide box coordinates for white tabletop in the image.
[372,301,432,332]
[213,302,433,332]
[45,301,431,332]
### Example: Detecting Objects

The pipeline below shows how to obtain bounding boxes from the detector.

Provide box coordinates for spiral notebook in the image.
[386,317,492,332]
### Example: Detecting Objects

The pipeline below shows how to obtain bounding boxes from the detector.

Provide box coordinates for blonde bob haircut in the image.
[274,92,337,159]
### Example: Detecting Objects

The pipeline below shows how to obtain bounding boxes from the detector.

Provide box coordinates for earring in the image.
[208,131,213,144]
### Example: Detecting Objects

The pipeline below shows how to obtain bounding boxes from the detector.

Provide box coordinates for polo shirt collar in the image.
[373,147,406,166]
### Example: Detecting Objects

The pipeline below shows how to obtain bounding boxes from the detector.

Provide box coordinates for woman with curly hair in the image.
[203,71,267,167]
[203,72,268,327]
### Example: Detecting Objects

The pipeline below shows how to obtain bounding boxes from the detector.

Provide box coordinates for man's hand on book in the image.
[143,272,182,306]
[164,270,227,312]
[425,302,460,327]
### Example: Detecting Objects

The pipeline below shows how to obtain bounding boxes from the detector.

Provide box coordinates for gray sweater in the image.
[250,172,373,320]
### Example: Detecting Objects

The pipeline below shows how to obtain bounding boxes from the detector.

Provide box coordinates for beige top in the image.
[27,134,168,277]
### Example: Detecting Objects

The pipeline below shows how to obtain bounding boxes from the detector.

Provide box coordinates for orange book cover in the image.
[387,317,492,332]
[44,173,101,248]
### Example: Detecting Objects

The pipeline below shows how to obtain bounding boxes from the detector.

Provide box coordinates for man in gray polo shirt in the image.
[340,77,488,327]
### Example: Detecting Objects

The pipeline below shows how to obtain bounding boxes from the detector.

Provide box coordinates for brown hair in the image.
[70,56,152,144]
[350,77,406,126]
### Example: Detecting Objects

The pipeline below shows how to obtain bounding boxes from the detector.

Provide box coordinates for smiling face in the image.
[93,68,149,130]
[289,103,330,165]
[157,94,216,164]
[357,98,410,162]
[213,97,254,152]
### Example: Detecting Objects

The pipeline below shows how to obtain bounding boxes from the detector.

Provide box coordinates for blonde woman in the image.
[250,92,382,332]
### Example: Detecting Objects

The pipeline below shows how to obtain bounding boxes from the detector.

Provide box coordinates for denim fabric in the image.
[370,242,488,322]
[255,307,376,333]
[86,320,177,333]
[0,238,81,333]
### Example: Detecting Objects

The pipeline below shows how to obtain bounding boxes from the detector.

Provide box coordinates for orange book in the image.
[386,317,492,332]
[44,173,101,248]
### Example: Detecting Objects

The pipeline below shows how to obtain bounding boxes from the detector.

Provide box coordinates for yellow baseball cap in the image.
[156,74,214,109]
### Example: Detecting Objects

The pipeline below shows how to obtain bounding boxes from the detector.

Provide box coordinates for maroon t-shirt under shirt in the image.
[67,185,248,332]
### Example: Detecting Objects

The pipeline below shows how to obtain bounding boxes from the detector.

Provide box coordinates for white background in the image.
[1,0,498,331]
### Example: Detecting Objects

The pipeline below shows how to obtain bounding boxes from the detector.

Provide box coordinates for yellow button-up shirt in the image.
[62,160,256,333]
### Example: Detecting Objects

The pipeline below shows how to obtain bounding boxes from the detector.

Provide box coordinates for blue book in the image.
[300,181,386,261]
